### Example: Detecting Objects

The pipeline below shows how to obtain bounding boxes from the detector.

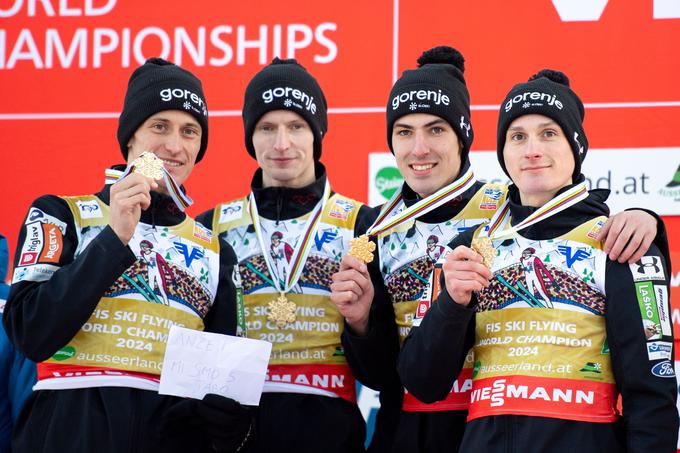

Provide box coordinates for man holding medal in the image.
[331,48,664,452]
[3,58,252,453]
[199,58,369,452]
[397,69,677,451]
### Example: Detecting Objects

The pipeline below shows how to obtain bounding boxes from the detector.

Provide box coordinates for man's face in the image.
[127,110,202,193]
[252,110,315,189]
[392,113,462,198]
[502,114,575,207]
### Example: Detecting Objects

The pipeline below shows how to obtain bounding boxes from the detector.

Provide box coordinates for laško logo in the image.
[504,91,563,112]
[160,88,207,116]
[391,89,450,110]
[262,86,317,114]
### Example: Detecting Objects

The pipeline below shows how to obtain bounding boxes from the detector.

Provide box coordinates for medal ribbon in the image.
[366,168,476,238]
[248,180,331,294]
[105,165,194,212]
[481,182,589,240]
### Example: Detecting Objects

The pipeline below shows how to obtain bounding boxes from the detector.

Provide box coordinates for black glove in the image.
[163,394,254,452]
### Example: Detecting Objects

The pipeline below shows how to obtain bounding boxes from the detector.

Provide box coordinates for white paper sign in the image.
[159,326,272,406]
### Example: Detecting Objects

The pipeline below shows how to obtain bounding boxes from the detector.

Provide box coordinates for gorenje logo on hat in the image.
[391,89,450,111]
[504,91,563,112]
[262,86,317,114]
[160,88,207,116]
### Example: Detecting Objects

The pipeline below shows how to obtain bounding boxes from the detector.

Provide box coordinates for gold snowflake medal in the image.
[348,234,376,263]
[132,151,165,180]
[267,293,297,329]
[471,236,496,269]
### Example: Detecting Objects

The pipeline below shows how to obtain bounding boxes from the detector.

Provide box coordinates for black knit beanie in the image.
[242,58,328,160]
[117,58,209,163]
[386,46,473,162]
[497,69,587,181]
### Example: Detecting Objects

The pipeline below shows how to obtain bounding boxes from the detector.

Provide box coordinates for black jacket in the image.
[398,184,678,453]
[3,179,238,453]
[198,164,372,453]
[341,165,486,453]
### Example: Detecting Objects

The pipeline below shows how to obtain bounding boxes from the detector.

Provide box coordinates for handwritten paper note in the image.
[159,326,272,405]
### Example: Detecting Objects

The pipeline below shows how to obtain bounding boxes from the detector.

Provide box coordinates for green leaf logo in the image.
[375,167,403,200]
[52,346,76,361]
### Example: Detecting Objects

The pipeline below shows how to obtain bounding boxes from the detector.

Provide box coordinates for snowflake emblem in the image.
[267,294,297,328]
[183,101,191,110]
[284,99,293,107]
[409,102,417,111]
[522,102,531,108]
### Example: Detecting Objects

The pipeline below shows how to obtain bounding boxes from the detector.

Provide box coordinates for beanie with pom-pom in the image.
[386,46,473,161]
[497,69,587,181]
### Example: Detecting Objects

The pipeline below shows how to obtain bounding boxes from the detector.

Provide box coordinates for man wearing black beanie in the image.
[399,69,677,452]
[199,58,370,452]
[332,49,663,453]
[4,58,252,453]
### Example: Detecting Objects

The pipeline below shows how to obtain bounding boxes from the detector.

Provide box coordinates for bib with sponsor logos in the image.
[378,183,507,411]
[36,195,220,391]
[468,216,618,423]
[214,193,361,402]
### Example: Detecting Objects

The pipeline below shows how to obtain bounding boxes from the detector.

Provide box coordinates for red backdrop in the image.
[1,0,679,443]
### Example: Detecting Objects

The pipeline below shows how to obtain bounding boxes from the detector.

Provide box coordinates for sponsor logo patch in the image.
[160,87,207,116]
[19,222,44,266]
[262,86,317,114]
[174,242,205,268]
[653,285,672,336]
[329,199,355,220]
[629,256,666,282]
[391,88,450,110]
[647,341,673,361]
[314,229,338,251]
[504,91,564,112]
[76,200,103,219]
[479,188,503,210]
[193,223,212,243]
[651,360,675,378]
[24,207,67,232]
[38,223,63,263]
[218,201,243,224]
[636,281,662,340]
[12,263,59,283]
[587,219,605,240]
[557,245,592,268]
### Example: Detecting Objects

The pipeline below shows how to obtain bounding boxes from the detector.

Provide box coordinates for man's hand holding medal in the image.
[442,244,493,307]
[109,152,162,245]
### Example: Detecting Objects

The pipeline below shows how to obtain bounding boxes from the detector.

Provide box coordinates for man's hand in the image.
[109,173,157,246]
[597,210,657,264]
[330,255,374,336]
[442,246,492,307]
[162,394,253,452]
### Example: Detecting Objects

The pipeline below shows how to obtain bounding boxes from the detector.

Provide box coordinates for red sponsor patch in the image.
[19,251,38,266]
[468,375,618,423]
[403,367,472,412]
[416,300,431,318]
[266,363,356,403]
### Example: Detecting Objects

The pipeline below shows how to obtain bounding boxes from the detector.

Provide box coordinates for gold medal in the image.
[132,152,165,180]
[471,236,496,268]
[348,234,376,263]
[267,293,297,328]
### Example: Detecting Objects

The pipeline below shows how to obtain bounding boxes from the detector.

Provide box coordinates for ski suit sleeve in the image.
[3,195,136,362]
